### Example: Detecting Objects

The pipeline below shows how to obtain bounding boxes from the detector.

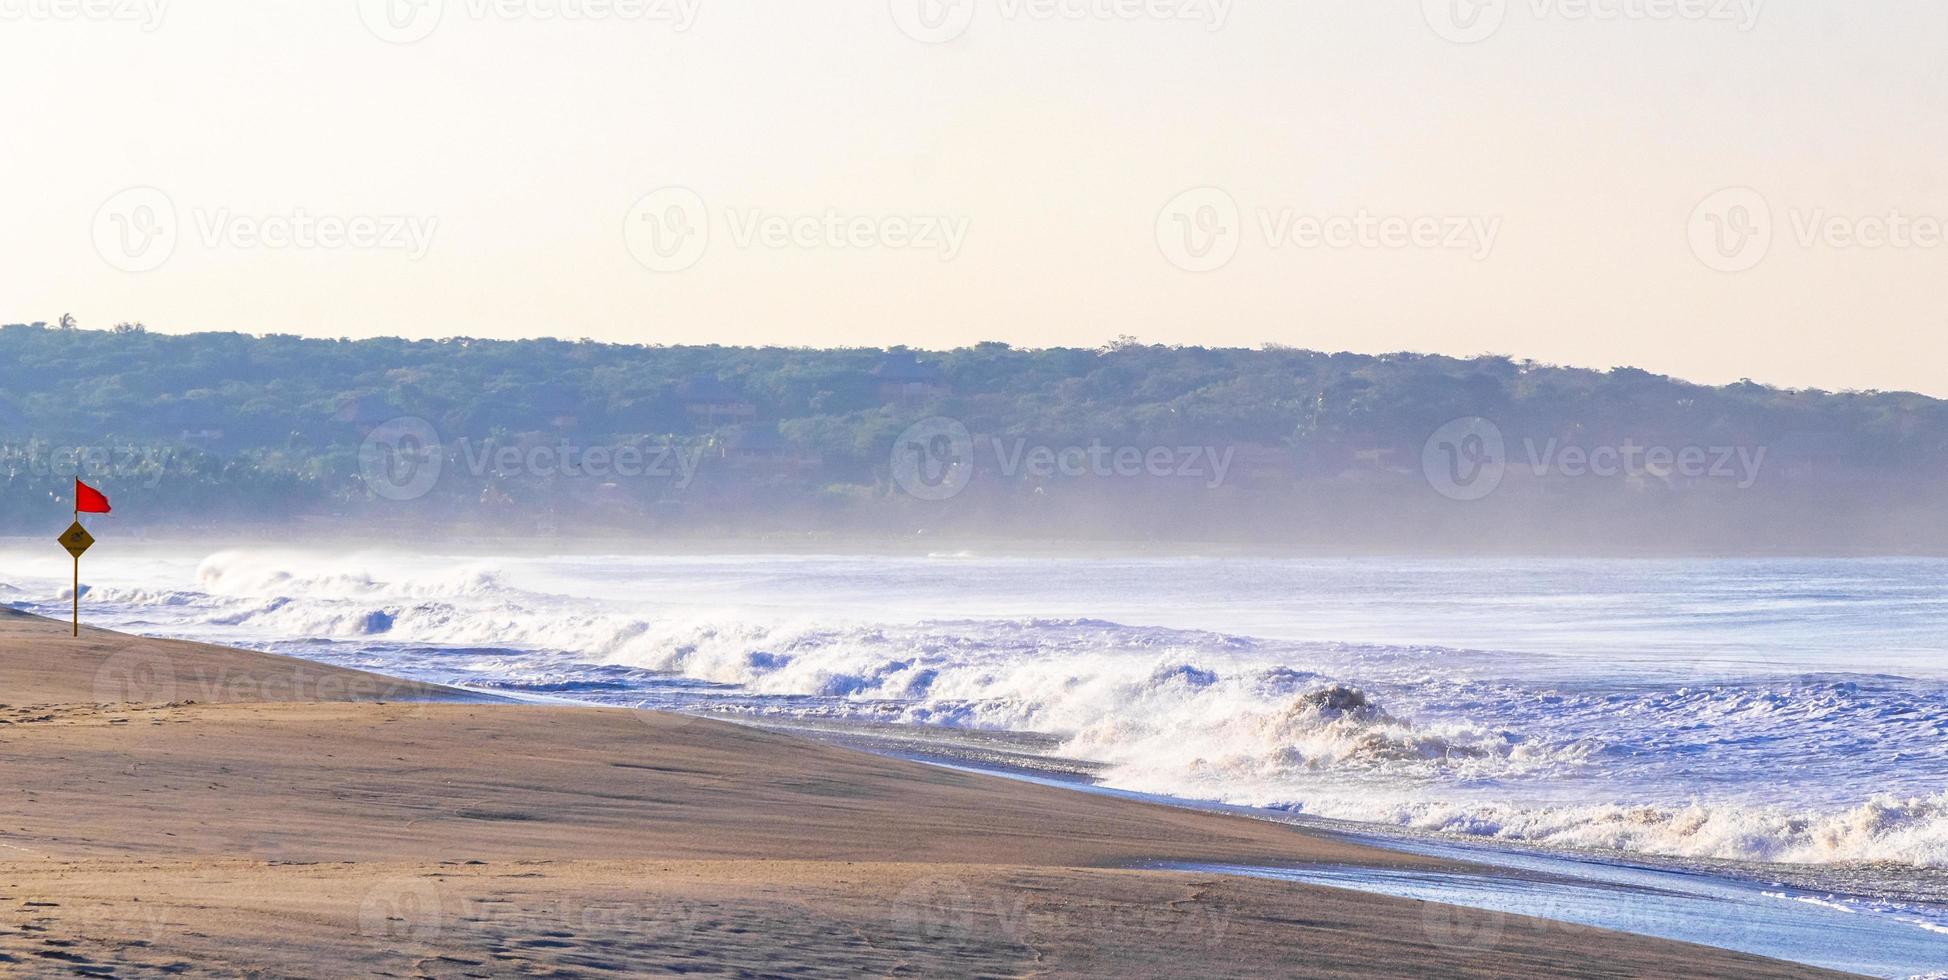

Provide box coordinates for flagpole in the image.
[72,492,79,638]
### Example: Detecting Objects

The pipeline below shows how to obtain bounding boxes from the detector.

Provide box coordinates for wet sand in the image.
[0,608,1845,977]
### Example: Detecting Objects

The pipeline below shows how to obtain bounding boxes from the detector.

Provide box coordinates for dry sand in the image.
[0,607,1844,977]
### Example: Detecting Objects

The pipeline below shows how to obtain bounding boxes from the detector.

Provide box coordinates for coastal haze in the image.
[8,328,1948,554]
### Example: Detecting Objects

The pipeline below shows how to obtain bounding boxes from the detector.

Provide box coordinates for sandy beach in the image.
[0,607,1843,978]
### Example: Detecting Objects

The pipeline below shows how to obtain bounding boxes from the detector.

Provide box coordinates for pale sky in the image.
[6,1,1947,393]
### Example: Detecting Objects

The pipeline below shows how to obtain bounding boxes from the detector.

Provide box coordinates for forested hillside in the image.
[5,321,1945,552]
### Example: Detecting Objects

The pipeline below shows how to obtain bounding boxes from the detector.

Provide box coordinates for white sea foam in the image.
[195,550,513,601]
[16,549,1948,869]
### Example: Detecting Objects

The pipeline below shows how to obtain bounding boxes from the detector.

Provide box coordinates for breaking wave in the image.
[17,550,1948,869]
[1290,791,1948,867]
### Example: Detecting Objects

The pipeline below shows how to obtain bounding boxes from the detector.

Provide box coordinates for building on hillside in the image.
[677,376,757,425]
[715,424,820,473]
[870,352,949,405]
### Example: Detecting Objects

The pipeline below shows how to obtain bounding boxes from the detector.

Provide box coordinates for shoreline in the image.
[743,712,1948,904]
[738,712,1948,977]
[0,609,1855,976]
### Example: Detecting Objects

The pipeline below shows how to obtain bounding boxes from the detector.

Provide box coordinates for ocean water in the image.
[4,547,1948,875]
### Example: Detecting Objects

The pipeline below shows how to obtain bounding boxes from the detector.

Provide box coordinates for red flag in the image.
[76,479,111,514]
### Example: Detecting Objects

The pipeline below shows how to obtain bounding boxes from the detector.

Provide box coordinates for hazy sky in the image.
[6,2,1947,393]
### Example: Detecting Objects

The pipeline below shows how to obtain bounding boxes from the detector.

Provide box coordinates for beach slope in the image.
[0,609,1842,977]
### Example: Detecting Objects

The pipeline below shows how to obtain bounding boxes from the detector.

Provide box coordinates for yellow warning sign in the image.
[59,521,95,559]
